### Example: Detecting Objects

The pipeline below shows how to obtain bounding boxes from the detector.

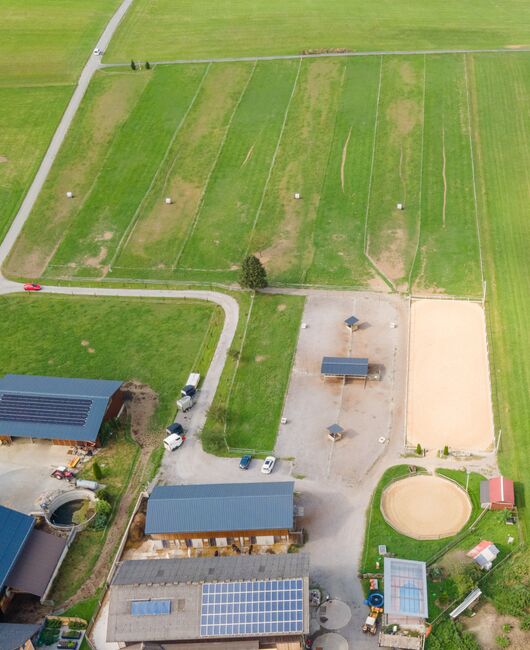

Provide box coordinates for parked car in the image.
[165,422,184,436]
[239,454,252,470]
[261,456,276,474]
[51,466,75,480]
[93,47,103,55]
[23,283,41,291]
[163,433,185,451]
[176,395,194,412]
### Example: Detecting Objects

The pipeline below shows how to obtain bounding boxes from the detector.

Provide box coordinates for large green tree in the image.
[239,255,268,289]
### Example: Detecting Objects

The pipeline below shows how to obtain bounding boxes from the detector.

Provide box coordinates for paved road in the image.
[0,0,136,271]
[101,46,530,68]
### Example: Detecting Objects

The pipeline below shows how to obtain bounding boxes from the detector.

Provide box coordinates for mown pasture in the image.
[0,0,120,86]
[8,56,483,296]
[105,0,530,63]
[469,53,530,535]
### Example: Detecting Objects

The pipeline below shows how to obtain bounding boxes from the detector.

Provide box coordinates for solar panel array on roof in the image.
[200,579,303,638]
[131,600,171,616]
[321,357,369,377]
[0,394,92,426]
[0,374,123,442]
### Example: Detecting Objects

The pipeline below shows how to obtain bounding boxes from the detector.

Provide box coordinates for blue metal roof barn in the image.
[145,482,294,535]
[0,374,123,443]
[0,505,34,591]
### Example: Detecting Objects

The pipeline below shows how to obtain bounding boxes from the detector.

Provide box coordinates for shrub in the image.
[416,443,422,455]
[496,635,510,648]
[90,499,112,531]
[443,445,449,456]
[130,59,136,70]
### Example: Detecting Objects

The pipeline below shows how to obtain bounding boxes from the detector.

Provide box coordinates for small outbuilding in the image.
[467,540,500,571]
[480,476,515,510]
[327,424,344,441]
[383,557,428,631]
[344,315,360,331]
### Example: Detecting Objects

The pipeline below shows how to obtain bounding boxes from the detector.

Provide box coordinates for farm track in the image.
[102,46,530,68]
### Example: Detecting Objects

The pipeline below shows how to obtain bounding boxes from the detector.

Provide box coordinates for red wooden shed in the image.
[480,476,515,510]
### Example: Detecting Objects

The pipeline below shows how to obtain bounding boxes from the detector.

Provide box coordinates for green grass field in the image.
[0,294,221,428]
[7,55,484,295]
[469,53,530,536]
[0,85,73,246]
[0,0,120,86]
[105,0,530,62]
[202,293,304,454]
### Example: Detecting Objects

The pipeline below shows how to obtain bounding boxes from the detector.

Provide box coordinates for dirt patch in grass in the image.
[399,61,419,85]
[241,144,254,167]
[372,224,407,282]
[0,155,8,163]
[83,246,107,268]
[255,355,267,362]
[340,127,352,192]
[276,303,287,311]
[387,98,421,137]
[463,603,530,650]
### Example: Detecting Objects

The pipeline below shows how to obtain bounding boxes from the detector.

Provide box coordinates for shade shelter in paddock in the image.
[320,357,368,379]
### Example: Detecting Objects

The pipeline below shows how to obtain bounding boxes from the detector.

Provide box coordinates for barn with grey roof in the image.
[107,554,309,646]
[145,482,295,550]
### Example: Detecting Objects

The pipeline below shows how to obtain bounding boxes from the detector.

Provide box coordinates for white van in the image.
[176,395,194,412]
[163,433,184,451]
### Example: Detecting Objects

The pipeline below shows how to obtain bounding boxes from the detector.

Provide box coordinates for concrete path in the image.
[102,46,530,68]
[0,0,135,271]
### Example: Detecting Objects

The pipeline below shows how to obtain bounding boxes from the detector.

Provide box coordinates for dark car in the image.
[165,422,184,436]
[239,454,252,470]
[181,385,197,398]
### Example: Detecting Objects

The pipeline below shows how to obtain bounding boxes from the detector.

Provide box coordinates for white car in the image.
[93,47,103,56]
[261,456,276,474]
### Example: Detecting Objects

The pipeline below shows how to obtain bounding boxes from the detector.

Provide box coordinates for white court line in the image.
[109,63,212,269]
[463,54,486,287]
[244,57,303,257]
[172,61,258,270]
[407,54,427,291]
[362,56,383,256]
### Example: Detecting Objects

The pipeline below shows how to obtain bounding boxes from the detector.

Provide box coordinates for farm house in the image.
[0,374,124,448]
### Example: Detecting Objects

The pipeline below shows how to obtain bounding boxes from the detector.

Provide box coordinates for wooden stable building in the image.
[145,482,295,550]
[0,374,124,448]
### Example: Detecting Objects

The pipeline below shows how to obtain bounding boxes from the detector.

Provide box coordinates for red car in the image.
[23,283,42,291]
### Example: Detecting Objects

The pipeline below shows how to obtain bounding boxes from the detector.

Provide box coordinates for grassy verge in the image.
[50,431,139,604]
[202,292,304,454]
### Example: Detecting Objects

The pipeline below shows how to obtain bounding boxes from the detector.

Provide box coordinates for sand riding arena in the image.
[381,474,472,540]
[406,299,494,452]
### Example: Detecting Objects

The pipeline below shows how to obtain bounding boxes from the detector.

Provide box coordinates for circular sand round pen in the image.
[380,475,472,540]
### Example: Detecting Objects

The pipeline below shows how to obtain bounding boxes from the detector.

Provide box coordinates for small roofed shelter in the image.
[326,424,344,441]
[383,558,428,631]
[480,476,515,510]
[0,505,66,613]
[0,374,124,447]
[145,482,295,550]
[320,357,368,379]
[344,315,360,331]
[106,554,310,645]
[467,540,500,571]
[0,623,40,650]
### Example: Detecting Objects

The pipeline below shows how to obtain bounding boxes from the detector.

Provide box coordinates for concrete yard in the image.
[0,438,71,513]
[276,290,408,484]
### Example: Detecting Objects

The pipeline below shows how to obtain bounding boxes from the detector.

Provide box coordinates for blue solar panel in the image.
[131,599,171,616]
[200,579,303,637]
